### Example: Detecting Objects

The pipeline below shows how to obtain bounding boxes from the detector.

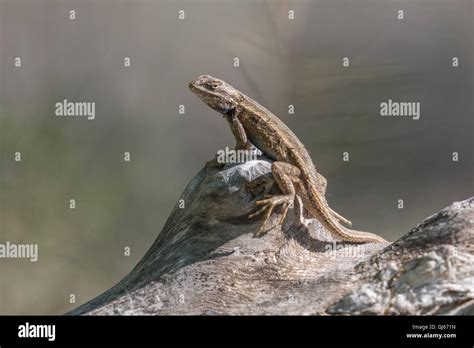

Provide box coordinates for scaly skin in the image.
[189,75,387,244]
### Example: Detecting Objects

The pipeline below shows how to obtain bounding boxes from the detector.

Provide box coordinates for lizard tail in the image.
[329,223,388,244]
[302,172,387,244]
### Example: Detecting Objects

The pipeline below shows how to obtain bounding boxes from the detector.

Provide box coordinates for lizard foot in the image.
[248,195,294,237]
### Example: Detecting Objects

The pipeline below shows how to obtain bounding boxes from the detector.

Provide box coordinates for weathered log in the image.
[68,159,474,315]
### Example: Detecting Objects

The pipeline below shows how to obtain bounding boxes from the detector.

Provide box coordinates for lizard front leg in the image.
[229,112,252,151]
[249,161,301,237]
[206,112,252,168]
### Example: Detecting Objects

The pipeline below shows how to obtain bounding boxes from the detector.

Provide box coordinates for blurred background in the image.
[0,0,472,314]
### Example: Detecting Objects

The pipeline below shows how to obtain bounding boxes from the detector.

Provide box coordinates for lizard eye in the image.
[207,81,222,90]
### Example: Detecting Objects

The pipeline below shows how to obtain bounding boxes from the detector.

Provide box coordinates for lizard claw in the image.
[253,224,271,238]
[248,198,277,219]
[249,195,294,237]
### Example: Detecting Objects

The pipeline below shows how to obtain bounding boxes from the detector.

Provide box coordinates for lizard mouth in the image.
[188,81,201,94]
[189,83,220,101]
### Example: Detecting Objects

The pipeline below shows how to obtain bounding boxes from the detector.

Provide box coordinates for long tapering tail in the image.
[300,171,387,244]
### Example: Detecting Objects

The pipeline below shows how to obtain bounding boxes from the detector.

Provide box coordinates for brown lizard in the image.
[189,75,387,243]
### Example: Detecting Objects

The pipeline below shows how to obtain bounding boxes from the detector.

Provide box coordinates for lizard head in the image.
[189,75,242,119]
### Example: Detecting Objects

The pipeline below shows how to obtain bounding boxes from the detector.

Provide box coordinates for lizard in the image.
[189,75,387,244]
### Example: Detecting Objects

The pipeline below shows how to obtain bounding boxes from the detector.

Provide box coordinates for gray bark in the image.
[68,159,474,315]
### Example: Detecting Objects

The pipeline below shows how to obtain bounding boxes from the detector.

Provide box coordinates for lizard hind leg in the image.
[249,162,300,237]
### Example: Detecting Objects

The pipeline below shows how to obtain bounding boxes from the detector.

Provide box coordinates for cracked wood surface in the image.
[68,160,474,315]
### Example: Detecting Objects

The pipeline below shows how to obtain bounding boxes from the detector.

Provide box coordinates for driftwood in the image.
[68,159,474,315]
